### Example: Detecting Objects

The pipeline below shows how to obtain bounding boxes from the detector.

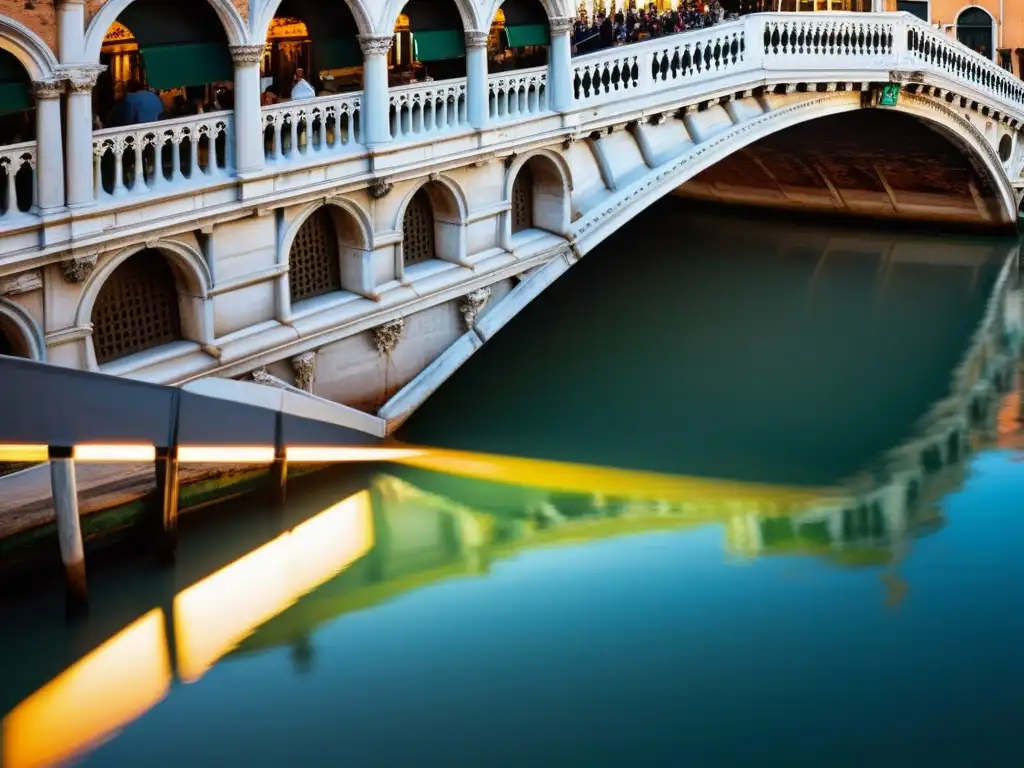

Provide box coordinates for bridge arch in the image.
[77,240,212,369]
[279,197,375,314]
[0,297,45,361]
[0,16,58,80]
[577,92,1018,253]
[396,176,467,273]
[503,149,573,246]
[385,0,480,35]
[484,0,562,28]
[84,0,247,64]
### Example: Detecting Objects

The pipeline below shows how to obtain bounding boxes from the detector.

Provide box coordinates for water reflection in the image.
[1,208,1022,766]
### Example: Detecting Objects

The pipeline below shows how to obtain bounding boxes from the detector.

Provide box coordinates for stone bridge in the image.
[0,5,1022,430]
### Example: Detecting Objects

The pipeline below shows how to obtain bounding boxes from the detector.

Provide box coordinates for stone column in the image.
[56,0,86,63]
[549,17,574,114]
[358,34,394,147]
[230,45,266,175]
[465,31,490,131]
[64,66,103,209]
[32,80,66,213]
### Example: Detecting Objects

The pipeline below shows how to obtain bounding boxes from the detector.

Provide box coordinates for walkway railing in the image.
[92,111,233,201]
[488,66,548,121]
[263,92,362,164]
[0,140,35,222]
[389,78,469,141]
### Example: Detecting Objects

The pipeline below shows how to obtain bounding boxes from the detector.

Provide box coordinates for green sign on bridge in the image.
[879,83,901,107]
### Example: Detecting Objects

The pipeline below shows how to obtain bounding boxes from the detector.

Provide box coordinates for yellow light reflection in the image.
[174,490,373,683]
[72,444,157,462]
[176,446,276,464]
[394,447,828,507]
[1,609,171,768]
[285,445,428,463]
[0,444,49,463]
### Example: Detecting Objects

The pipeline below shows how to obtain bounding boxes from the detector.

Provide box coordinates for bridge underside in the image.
[674,111,1012,233]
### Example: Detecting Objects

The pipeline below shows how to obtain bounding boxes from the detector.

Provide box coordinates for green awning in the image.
[315,38,363,70]
[503,24,550,49]
[413,29,464,62]
[141,43,233,90]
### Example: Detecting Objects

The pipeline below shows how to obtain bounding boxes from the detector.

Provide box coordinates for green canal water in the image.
[2,200,1024,766]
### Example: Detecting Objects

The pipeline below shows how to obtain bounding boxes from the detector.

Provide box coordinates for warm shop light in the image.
[0,444,49,463]
[72,444,157,462]
[174,490,373,683]
[285,445,429,463]
[1,609,171,768]
[177,446,276,464]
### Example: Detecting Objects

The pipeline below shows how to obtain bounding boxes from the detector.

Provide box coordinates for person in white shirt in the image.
[290,68,316,100]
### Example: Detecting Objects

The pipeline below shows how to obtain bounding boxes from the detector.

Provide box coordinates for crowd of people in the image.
[571,2,728,51]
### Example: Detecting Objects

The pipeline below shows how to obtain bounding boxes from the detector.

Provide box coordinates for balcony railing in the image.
[263,92,362,164]
[488,66,549,121]
[92,112,233,202]
[389,78,469,141]
[0,140,35,223]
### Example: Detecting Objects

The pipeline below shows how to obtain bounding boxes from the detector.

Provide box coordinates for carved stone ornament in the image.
[465,30,489,49]
[62,66,105,94]
[31,80,64,100]
[429,171,442,182]
[460,287,491,330]
[0,269,42,296]
[60,254,97,284]
[229,44,266,66]
[549,16,573,35]
[358,34,394,57]
[373,318,405,356]
[369,177,393,199]
[503,152,518,170]
[290,351,316,392]
[251,367,285,388]
[889,69,925,84]
[473,154,495,168]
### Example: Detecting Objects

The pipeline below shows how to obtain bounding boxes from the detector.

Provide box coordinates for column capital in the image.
[61,65,105,93]
[229,44,265,66]
[31,79,64,100]
[465,30,489,49]
[358,34,394,57]
[549,17,574,35]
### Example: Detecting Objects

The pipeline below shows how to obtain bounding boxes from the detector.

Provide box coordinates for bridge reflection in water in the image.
[0,207,1021,767]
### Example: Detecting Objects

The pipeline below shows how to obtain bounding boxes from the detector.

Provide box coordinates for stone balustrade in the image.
[388,78,469,141]
[262,92,362,164]
[0,141,36,222]
[488,66,548,121]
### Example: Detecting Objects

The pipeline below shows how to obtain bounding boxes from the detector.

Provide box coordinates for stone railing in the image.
[262,92,362,163]
[488,66,549,121]
[0,141,35,222]
[761,14,896,62]
[92,112,233,202]
[389,78,469,141]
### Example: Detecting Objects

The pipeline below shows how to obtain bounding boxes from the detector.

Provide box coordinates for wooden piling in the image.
[155,447,180,565]
[49,452,87,615]
[270,410,288,511]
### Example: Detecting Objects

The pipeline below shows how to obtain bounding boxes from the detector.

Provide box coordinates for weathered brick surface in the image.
[1,0,57,66]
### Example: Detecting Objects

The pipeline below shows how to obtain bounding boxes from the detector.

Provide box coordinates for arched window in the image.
[956,7,994,58]
[0,49,36,217]
[999,135,1012,163]
[489,0,550,73]
[403,189,436,266]
[289,207,342,302]
[511,164,534,233]
[92,250,182,364]
[398,0,466,82]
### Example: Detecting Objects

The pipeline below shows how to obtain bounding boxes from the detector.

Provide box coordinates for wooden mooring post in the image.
[49,447,87,615]
[270,409,288,511]
[156,390,182,565]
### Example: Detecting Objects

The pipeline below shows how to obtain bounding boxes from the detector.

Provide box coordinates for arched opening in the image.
[402,189,436,267]
[263,0,361,103]
[395,0,466,84]
[956,7,994,59]
[488,0,550,73]
[94,0,234,194]
[0,325,11,356]
[999,134,1012,163]
[508,154,569,239]
[289,207,342,302]
[511,163,534,233]
[92,249,183,364]
[0,48,35,218]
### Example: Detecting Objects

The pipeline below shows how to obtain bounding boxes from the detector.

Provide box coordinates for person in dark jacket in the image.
[599,13,614,48]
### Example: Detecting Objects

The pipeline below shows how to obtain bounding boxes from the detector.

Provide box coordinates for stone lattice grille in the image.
[289,208,342,302]
[92,250,182,364]
[403,189,435,266]
[511,164,534,233]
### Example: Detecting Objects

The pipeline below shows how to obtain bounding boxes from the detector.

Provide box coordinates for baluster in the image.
[112,139,126,197]
[28,156,37,212]
[170,135,183,184]
[269,115,283,161]
[93,146,103,200]
[151,132,166,190]
[346,107,356,145]
[4,159,16,214]
[188,129,201,179]
[288,112,299,158]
